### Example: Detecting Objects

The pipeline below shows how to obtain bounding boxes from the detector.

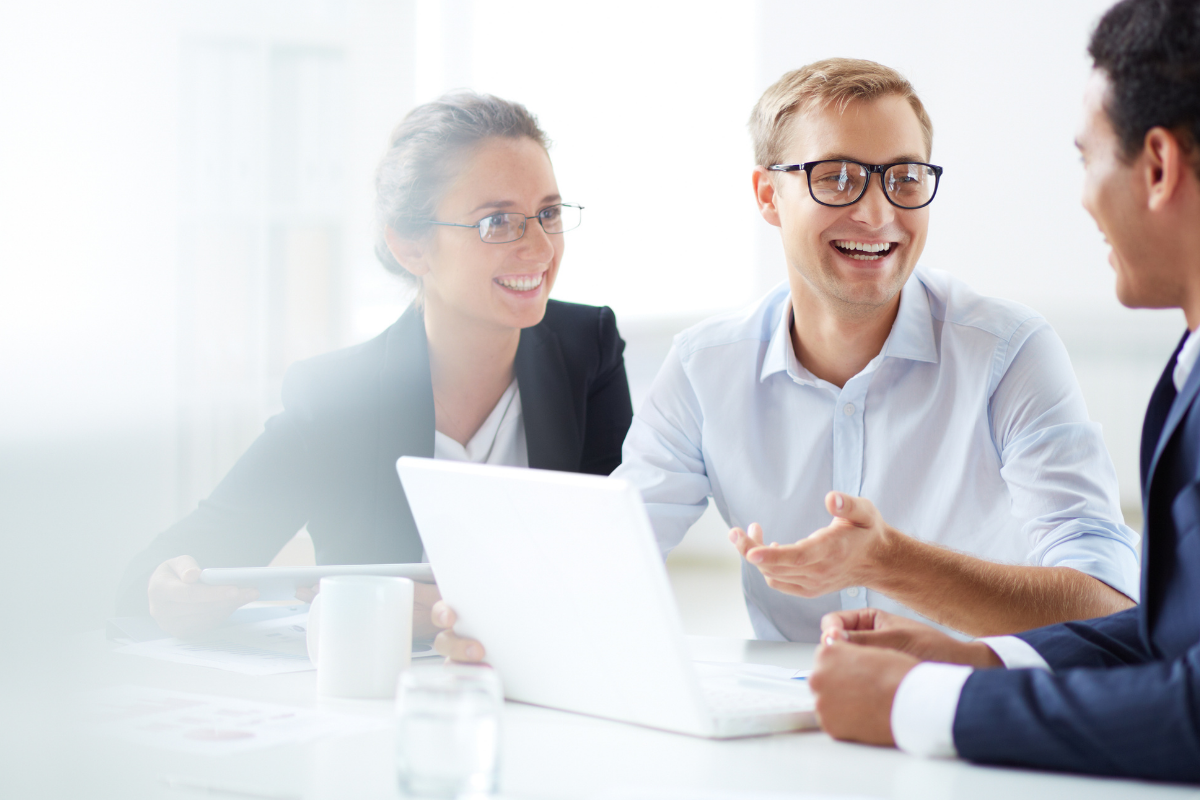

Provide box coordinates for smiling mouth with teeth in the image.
[495,272,546,292]
[832,240,894,261]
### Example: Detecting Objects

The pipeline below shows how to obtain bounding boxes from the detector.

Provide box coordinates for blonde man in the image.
[610,59,1138,643]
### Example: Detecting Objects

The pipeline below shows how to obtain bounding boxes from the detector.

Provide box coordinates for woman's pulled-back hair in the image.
[374,91,551,283]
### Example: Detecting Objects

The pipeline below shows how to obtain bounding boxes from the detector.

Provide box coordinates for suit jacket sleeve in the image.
[953,476,1200,781]
[952,642,1200,781]
[1013,607,1151,669]
[113,367,318,615]
[578,305,633,476]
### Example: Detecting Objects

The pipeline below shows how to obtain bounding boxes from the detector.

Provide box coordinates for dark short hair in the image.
[374,92,550,284]
[1089,0,1200,173]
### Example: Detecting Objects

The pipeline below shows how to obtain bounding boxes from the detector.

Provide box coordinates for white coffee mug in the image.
[309,575,413,698]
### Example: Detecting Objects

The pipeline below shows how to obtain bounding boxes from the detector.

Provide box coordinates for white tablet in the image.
[199,563,435,601]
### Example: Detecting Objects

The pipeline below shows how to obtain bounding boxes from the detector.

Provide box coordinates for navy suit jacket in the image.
[116,300,633,615]
[953,333,1200,782]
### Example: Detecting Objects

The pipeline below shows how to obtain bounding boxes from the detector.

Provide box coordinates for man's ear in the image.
[384,227,432,278]
[1143,127,1185,212]
[752,166,783,228]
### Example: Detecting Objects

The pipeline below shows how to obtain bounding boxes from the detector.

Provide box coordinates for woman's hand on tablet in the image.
[148,555,258,637]
[430,601,487,663]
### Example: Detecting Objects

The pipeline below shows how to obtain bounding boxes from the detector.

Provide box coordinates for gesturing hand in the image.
[729,492,895,597]
[820,608,1003,668]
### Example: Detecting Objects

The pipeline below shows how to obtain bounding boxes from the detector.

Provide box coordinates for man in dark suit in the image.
[806,0,1200,782]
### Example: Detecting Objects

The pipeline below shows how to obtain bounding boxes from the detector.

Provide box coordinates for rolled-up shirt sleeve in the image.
[612,342,711,556]
[990,319,1141,601]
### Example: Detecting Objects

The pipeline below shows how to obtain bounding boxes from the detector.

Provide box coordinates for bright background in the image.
[0,0,1185,637]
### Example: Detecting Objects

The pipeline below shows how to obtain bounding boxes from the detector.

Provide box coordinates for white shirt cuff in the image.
[978,635,1052,671]
[891,662,973,759]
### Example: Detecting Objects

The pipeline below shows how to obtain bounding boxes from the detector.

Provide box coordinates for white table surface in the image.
[64,633,1197,800]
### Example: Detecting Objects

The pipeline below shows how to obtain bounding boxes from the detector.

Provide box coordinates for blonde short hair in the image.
[749,58,933,167]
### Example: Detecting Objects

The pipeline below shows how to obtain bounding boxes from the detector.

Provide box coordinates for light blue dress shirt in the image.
[613,267,1140,642]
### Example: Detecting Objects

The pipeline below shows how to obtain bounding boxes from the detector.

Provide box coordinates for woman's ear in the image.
[384,227,432,278]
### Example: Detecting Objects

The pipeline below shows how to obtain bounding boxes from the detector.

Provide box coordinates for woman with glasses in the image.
[117,92,633,639]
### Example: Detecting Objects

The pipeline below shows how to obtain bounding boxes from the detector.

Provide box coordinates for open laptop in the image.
[396,457,817,739]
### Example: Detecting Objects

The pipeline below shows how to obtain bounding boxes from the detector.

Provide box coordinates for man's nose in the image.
[849,174,895,228]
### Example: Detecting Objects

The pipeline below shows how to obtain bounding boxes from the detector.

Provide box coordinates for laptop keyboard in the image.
[702,684,814,717]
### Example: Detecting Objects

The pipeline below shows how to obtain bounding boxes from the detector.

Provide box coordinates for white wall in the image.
[0,0,416,632]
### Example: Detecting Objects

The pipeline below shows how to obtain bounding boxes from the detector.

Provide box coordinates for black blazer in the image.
[116,300,633,615]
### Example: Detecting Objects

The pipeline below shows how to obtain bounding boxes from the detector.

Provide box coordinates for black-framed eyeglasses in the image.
[768,160,943,209]
[425,203,584,244]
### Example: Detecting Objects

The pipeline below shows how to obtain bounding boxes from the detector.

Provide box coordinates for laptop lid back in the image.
[396,457,710,735]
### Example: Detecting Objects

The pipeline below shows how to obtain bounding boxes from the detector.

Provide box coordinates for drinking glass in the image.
[395,665,503,799]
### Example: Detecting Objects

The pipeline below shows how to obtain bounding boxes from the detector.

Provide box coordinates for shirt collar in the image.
[880,271,939,364]
[760,297,800,383]
[759,271,938,384]
[1173,329,1200,392]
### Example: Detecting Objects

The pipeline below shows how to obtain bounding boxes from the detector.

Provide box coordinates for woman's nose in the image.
[518,218,556,260]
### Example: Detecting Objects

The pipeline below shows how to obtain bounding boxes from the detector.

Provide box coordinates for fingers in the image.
[148,557,259,638]
[824,492,876,527]
[433,629,486,663]
[746,538,806,566]
[428,599,485,663]
[164,554,202,583]
[728,527,749,557]
[430,600,456,630]
[150,559,256,606]
[728,526,765,560]
[820,608,882,636]
[161,577,256,606]
[294,584,318,604]
[411,583,443,640]
[839,629,914,650]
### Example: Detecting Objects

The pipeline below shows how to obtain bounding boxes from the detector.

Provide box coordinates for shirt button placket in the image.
[832,379,869,611]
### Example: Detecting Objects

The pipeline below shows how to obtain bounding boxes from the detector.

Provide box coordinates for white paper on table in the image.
[114,613,316,675]
[84,685,390,755]
[114,610,440,675]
